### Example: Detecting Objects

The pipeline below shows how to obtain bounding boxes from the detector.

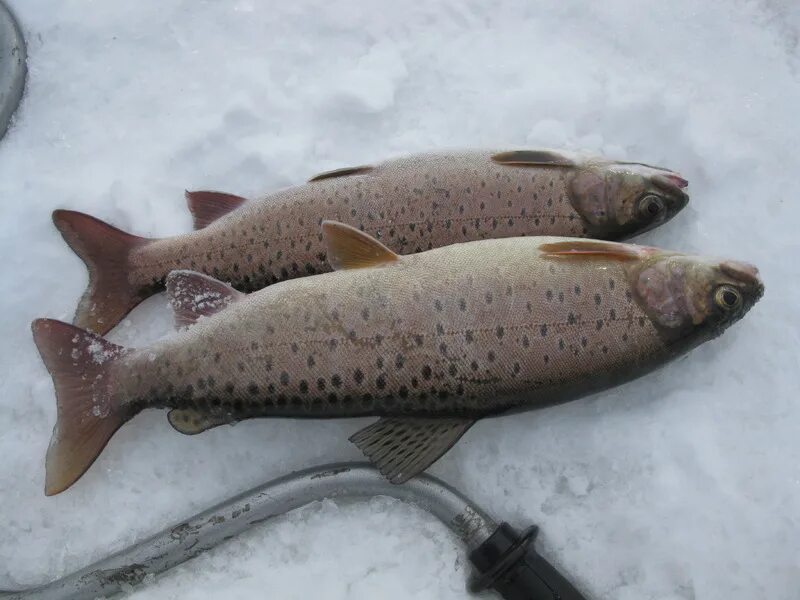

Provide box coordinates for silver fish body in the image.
[53,149,689,334]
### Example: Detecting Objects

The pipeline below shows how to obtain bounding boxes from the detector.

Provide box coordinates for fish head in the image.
[569,162,689,239]
[630,251,764,343]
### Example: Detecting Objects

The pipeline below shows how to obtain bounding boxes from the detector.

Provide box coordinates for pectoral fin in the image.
[491,150,576,167]
[168,409,234,434]
[538,240,646,261]
[349,417,475,484]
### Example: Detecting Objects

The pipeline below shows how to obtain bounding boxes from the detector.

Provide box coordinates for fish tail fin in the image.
[31,318,131,496]
[52,209,153,335]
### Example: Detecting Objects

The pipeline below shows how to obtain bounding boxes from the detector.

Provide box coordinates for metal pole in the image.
[0,0,26,140]
[0,464,498,600]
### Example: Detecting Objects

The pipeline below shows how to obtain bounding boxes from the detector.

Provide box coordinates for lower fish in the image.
[32,223,761,495]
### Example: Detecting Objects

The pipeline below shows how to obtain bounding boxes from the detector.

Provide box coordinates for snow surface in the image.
[1,1,799,598]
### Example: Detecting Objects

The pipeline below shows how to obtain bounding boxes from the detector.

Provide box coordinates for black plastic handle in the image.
[468,522,589,600]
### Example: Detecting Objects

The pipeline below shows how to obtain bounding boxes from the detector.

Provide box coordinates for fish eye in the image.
[638,194,665,219]
[714,285,742,310]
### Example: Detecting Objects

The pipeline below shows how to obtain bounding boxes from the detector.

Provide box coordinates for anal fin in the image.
[168,409,234,435]
[349,417,474,484]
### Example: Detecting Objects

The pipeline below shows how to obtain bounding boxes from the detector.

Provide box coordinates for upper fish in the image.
[31,222,760,496]
[52,149,689,334]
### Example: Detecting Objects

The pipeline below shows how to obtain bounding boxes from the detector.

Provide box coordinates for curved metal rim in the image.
[0,463,497,600]
[0,0,26,140]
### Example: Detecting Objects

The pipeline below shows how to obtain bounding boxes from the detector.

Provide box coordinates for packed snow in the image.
[1,1,799,598]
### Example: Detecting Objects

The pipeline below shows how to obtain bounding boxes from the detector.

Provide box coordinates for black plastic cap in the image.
[468,522,589,600]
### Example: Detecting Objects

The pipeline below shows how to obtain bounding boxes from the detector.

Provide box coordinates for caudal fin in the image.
[52,209,152,335]
[31,318,130,496]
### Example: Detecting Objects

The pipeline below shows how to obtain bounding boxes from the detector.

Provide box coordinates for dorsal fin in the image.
[491,150,576,167]
[185,191,247,230]
[165,270,245,328]
[308,165,373,182]
[539,240,644,261]
[321,221,400,270]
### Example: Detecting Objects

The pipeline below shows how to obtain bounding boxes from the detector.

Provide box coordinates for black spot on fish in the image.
[575,285,581,295]
[558,292,564,302]
[376,357,384,369]
[470,361,479,371]
[307,355,315,368]
[540,324,548,337]
[487,351,496,362]
[422,365,432,380]
[248,383,259,395]
[448,364,458,377]
[594,294,602,306]
[299,380,308,394]
[465,330,474,344]
[376,374,386,389]
[331,374,342,388]
[485,291,493,304]
[225,382,235,394]
[395,354,405,369]
[513,362,520,374]
[436,323,445,335]
[522,335,530,348]
[596,320,603,330]
[317,378,326,391]
[459,298,466,311]
[434,299,442,311]
[496,326,504,339]
[558,339,565,351]
[280,371,290,385]
[609,279,615,290]
[544,354,550,364]
[609,309,617,320]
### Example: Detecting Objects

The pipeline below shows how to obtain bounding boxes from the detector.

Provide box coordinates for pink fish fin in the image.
[52,209,153,335]
[185,190,247,230]
[165,270,245,329]
[349,417,475,484]
[491,149,576,167]
[167,409,235,434]
[31,318,131,496]
[321,220,400,271]
[308,164,373,182]
[538,240,643,261]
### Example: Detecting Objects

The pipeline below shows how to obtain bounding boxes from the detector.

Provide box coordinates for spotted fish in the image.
[52,149,689,334]
[31,222,759,497]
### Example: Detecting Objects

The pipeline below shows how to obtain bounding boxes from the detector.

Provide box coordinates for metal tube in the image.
[1,463,498,600]
[0,1,26,140]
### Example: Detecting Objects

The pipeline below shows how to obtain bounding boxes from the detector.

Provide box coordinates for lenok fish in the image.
[53,149,689,334]
[32,223,760,496]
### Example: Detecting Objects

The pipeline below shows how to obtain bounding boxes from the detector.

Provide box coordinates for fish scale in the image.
[52,149,689,334]
[33,223,760,495]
